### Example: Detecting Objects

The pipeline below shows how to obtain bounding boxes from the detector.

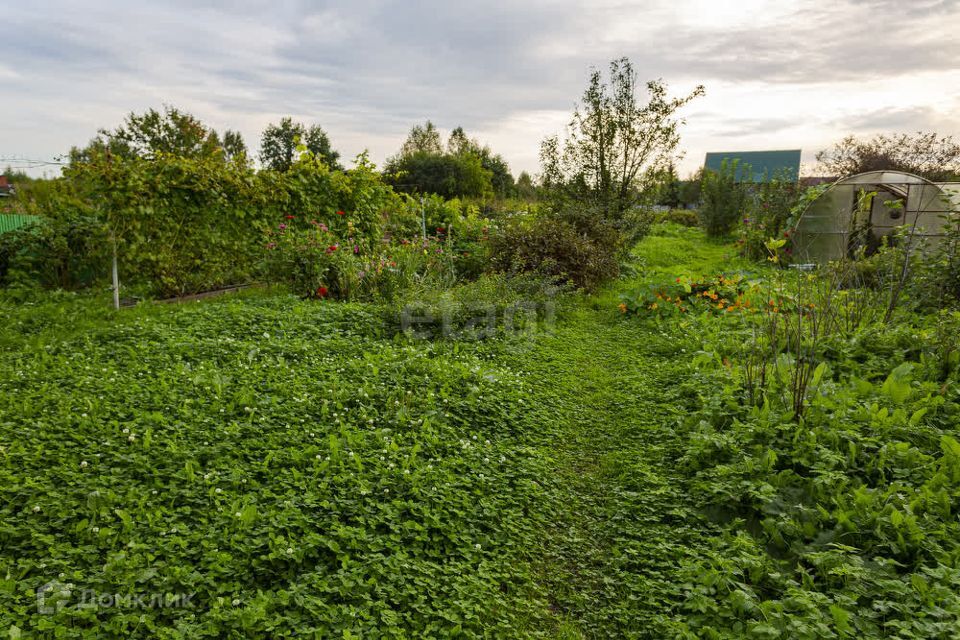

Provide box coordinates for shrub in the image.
[34,150,399,297]
[699,159,748,237]
[654,208,699,227]
[489,212,621,291]
[0,213,109,290]
[736,176,799,261]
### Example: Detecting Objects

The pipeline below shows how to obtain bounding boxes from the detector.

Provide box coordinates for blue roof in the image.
[703,149,801,182]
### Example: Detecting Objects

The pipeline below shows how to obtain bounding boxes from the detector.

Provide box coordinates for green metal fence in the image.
[0,213,40,234]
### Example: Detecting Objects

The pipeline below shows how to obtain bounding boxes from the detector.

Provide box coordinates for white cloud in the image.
[1,0,959,178]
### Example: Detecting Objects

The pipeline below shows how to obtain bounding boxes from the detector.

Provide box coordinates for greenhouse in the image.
[791,170,960,264]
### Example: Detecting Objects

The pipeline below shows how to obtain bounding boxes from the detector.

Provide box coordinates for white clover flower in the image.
[316,454,322,460]
[122,427,130,434]
[232,598,241,606]
[286,547,294,554]
[128,434,136,442]
[235,511,242,517]
[215,488,223,494]
[474,544,482,551]
[81,413,88,418]
[80,460,88,468]
[92,527,100,533]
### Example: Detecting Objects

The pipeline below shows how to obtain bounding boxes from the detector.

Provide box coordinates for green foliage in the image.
[0,295,557,637]
[49,151,393,297]
[735,173,800,260]
[384,150,493,200]
[259,117,341,172]
[539,57,704,221]
[620,272,756,317]
[69,106,246,164]
[0,213,109,290]
[653,208,699,227]
[699,159,749,237]
[488,209,622,291]
[384,123,514,200]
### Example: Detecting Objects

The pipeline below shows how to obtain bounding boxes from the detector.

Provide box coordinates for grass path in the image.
[511,230,744,637]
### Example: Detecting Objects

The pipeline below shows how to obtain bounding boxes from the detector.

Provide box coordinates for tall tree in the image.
[399,121,444,157]
[221,130,248,163]
[70,106,242,163]
[539,58,704,219]
[816,132,960,181]
[259,117,341,172]
[385,122,515,199]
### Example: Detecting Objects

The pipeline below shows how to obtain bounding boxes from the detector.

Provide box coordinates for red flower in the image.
[285,215,295,220]
[316,286,328,298]
[336,210,346,216]
[326,244,338,253]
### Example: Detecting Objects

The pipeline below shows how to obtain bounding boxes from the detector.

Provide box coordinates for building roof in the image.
[703,149,802,182]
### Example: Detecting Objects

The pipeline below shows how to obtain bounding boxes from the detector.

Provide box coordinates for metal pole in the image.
[420,196,426,241]
[111,232,120,311]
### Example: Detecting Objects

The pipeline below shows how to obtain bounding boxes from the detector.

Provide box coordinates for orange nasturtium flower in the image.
[618,303,627,313]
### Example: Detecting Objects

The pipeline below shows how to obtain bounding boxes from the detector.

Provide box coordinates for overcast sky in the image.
[3,0,959,178]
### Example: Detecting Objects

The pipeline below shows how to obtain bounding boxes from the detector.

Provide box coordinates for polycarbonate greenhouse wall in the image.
[0,214,40,235]
[792,171,959,264]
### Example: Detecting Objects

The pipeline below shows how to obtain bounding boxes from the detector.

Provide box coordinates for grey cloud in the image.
[1,0,959,176]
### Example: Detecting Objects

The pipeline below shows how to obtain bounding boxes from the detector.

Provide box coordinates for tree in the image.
[221,130,248,163]
[400,121,443,156]
[655,162,682,209]
[384,122,513,199]
[816,132,960,182]
[70,106,244,163]
[699,159,749,237]
[539,57,704,220]
[516,171,538,200]
[259,117,341,172]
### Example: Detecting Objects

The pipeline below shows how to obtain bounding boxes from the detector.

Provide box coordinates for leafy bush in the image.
[736,175,799,261]
[654,208,699,227]
[699,159,748,237]
[489,212,621,291]
[0,213,109,290]
[35,151,398,297]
